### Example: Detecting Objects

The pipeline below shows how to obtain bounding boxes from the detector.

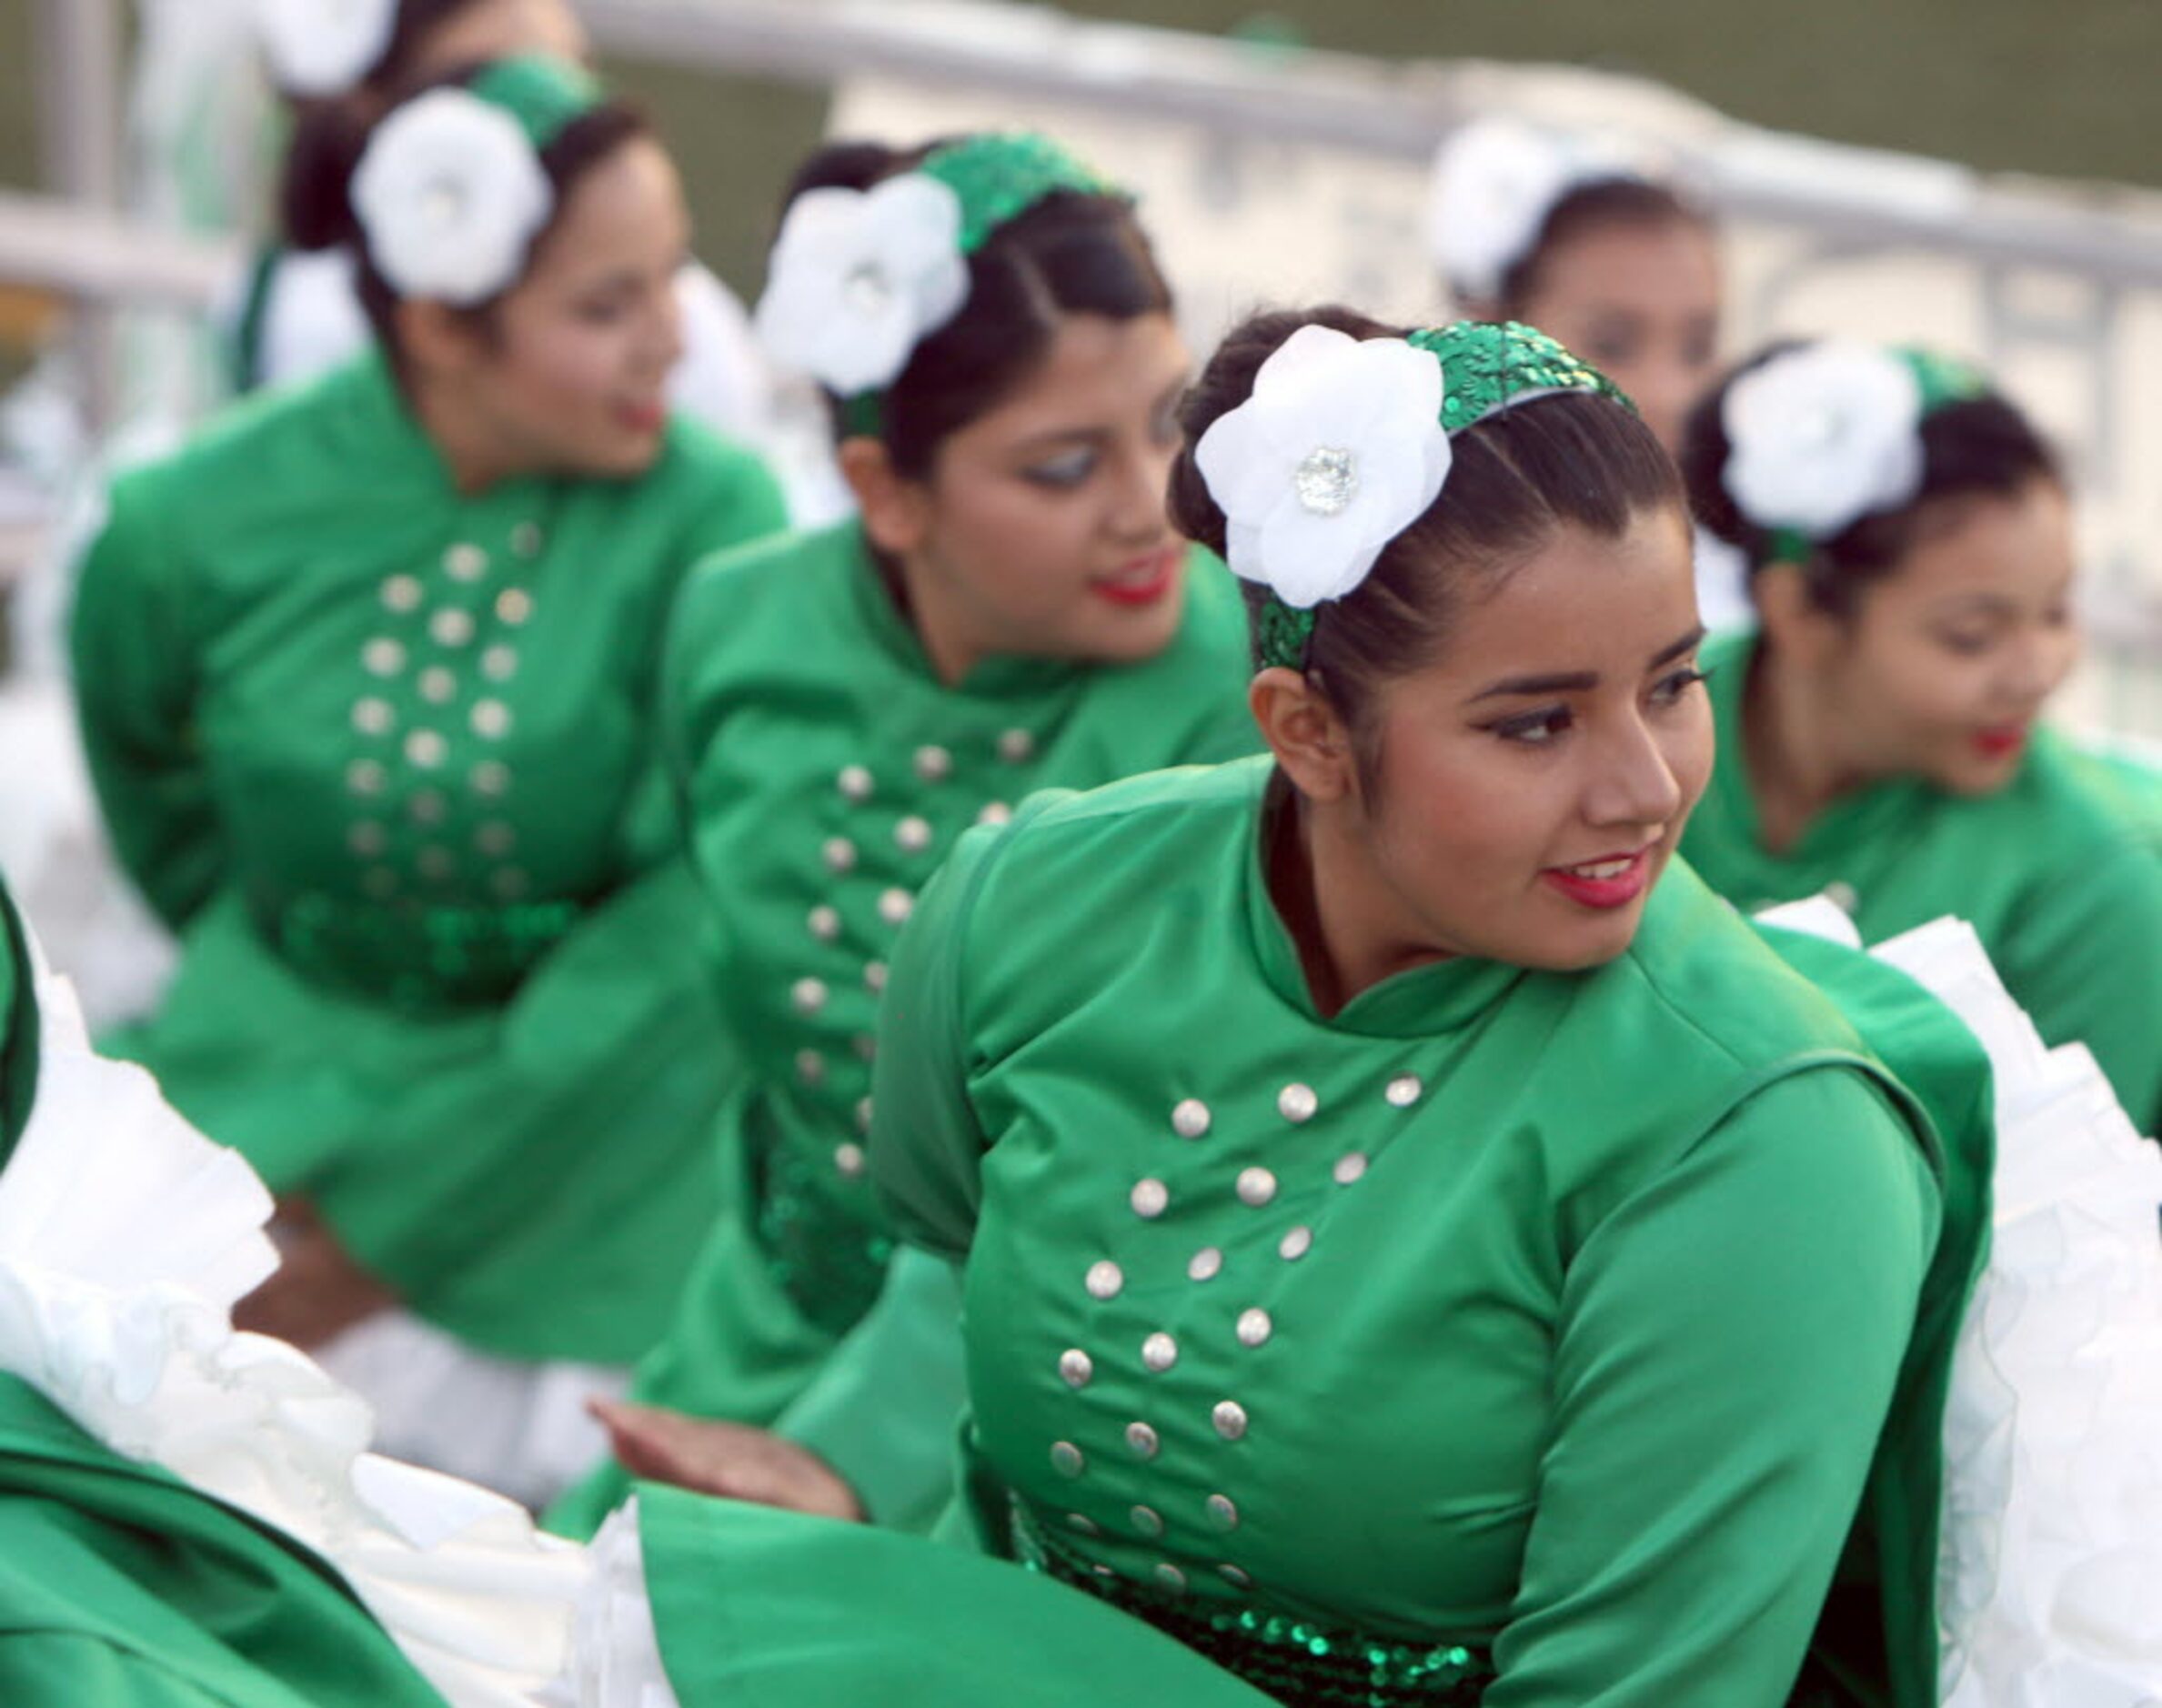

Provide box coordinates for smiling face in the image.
[1515,216,1721,458]
[1791,477,2080,795]
[447,134,689,481]
[855,310,1194,681]
[1281,504,1710,989]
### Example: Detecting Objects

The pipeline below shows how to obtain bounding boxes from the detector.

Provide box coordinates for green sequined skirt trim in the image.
[1012,1502,1494,1706]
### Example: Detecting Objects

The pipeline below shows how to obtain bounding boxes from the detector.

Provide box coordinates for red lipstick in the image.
[1541,848,1654,909]
[1090,547,1182,608]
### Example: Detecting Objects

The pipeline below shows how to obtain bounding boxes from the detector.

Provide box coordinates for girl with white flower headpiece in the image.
[850,303,2129,1704]
[1678,339,2162,1135]
[1428,116,1748,630]
[68,55,789,1507]
[546,131,1261,1542]
[235,0,838,518]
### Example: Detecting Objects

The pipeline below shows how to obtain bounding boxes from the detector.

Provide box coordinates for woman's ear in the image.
[393,298,486,383]
[1249,667,1357,805]
[839,437,933,558]
[1753,561,1842,668]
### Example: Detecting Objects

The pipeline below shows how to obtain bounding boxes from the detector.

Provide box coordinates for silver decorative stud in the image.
[791,977,829,1016]
[407,789,447,826]
[475,819,516,856]
[795,1049,825,1087]
[1212,1400,1249,1441]
[837,765,873,802]
[481,644,518,682]
[1292,445,1358,516]
[1154,1562,1188,1593]
[470,759,510,798]
[351,698,395,736]
[1278,1226,1313,1261]
[347,821,387,858]
[1236,1167,1278,1208]
[852,1033,878,1062]
[1218,1563,1253,1588]
[863,960,888,994]
[1050,1441,1085,1478]
[1385,1074,1423,1108]
[976,801,1012,827]
[1066,1512,1100,1537]
[1141,1332,1179,1372]
[1124,1421,1159,1458]
[1130,1504,1165,1539]
[404,729,447,769]
[509,521,544,558]
[429,608,475,648]
[1332,1151,1369,1186]
[346,759,386,797]
[877,887,913,927]
[997,728,1035,763]
[443,542,488,581]
[822,837,858,874]
[418,665,457,704]
[362,638,405,676]
[416,845,455,881]
[1130,1179,1169,1220]
[832,1142,867,1180]
[855,1097,873,1134]
[495,588,533,626]
[1059,1349,1093,1389]
[808,905,840,942]
[1085,1260,1123,1301]
[490,865,530,900]
[381,573,423,613]
[894,815,933,854]
[1171,1099,1212,1140]
[1236,1308,1273,1348]
[913,745,952,782]
[1187,1246,1223,1282]
[1206,1493,1240,1532]
[1825,879,1859,914]
[1277,1082,1318,1123]
[469,698,511,738]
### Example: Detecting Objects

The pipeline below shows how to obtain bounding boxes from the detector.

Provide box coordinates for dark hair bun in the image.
[278,96,374,251]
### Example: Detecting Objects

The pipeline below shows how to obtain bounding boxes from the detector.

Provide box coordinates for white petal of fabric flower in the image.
[1724,342,1926,538]
[1427,118,1584,305]
[350,89,555,306]
[1196,325,1453,610]
[254,0,398,98]
[753,175,970,397]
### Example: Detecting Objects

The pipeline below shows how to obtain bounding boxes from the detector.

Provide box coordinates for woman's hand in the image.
[589,1397,866,1522]
[233,1197,398,1349]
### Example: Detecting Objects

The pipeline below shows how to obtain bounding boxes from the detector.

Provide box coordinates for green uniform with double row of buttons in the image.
[870,757,1993,1707]
[69,349,789,1361]
[548,518,1258,1535]
[1683,627,2162,1138]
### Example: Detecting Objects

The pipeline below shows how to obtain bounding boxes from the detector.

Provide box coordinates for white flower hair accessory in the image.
[1195,324,1453,611]
[1427,117,1642,306]
[254,0,398,98]
[350,87,556,306]
[753,174,970,398]
[1722,341,1926,541]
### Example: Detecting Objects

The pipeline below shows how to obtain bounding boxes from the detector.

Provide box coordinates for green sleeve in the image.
[68,479,226,930]
[0,1638,286,1708]
[868,819,1008,1264]
[1484,1068,1940,1708]
[1995,839,2162,1135]
[777,1245,968,1532]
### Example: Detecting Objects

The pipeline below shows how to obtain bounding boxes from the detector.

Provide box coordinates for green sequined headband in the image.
[1258,321,1634,671]
[466,55,604,153]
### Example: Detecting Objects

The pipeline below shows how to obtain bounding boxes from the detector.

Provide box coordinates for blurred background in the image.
[3,0,2160,717]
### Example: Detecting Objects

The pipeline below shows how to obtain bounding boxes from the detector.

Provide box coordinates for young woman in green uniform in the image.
[69,55,788,1502]
[548,132,1259,1537]
[1676,339,2162,1135]
[866,311,1996,1705]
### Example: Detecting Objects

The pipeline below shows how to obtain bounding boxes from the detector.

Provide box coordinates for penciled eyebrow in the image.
[1467,625,1705,703]
[1009,375,1190,455]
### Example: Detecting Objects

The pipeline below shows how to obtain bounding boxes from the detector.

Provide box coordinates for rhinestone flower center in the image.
[1292,445,1359,517]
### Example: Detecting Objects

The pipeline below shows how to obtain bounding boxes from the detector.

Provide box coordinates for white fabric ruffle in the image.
[538,1499,682,1708]
[1761,898,2162,1704]
[0,935,592,1706]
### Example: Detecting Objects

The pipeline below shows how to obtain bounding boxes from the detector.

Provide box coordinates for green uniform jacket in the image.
[70,352,789,1360]
[871,759,1990,1708]
[549,523,1257,1534]
[0,881,446,1706]
[1682,627,2162,1136]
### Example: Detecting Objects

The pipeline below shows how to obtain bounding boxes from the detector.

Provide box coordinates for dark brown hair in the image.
[1680,341,2063,618]
[781,137,1174,477]
[1169,306,1685,777]
[1489,177,1711,318]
